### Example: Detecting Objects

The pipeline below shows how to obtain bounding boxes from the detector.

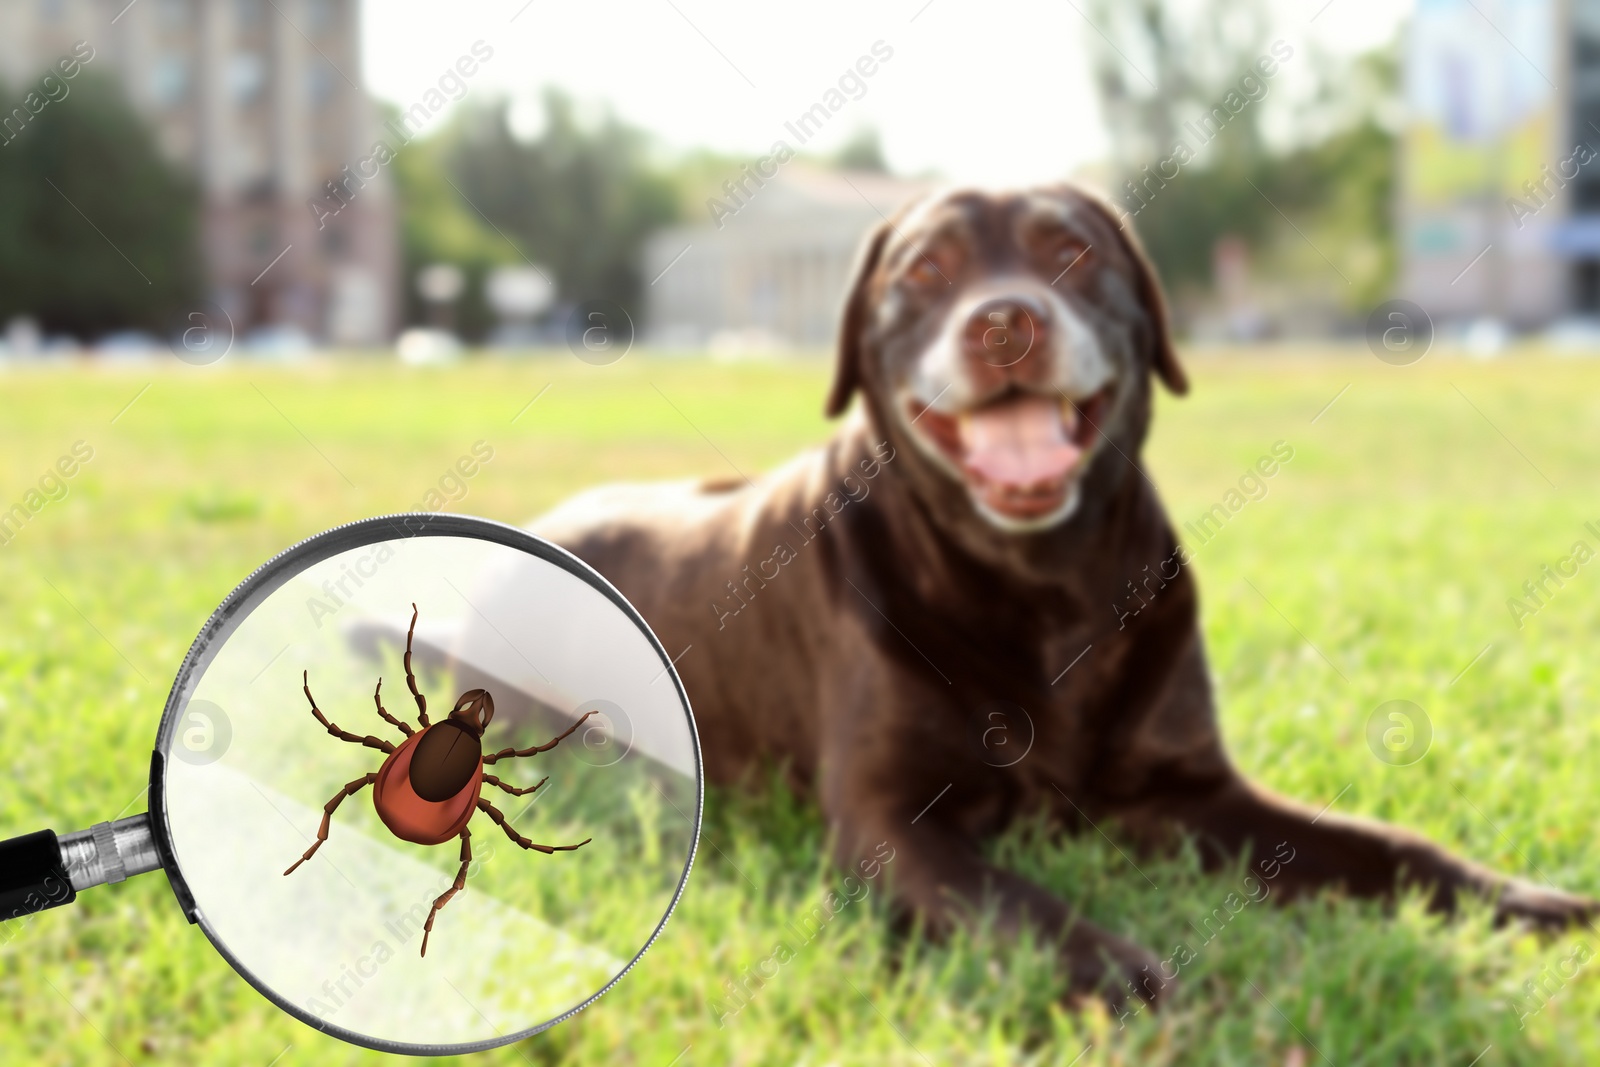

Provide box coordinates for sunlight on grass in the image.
[0,347,1597,1064]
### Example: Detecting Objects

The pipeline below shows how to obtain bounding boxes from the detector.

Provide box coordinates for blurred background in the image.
[8,2,1600,1065]
[0,0,1576,358]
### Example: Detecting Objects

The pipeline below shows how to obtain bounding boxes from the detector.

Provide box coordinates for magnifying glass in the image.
[0,514,701,1055]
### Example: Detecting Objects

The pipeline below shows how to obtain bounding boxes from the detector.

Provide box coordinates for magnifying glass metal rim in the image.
[147,512,704,1056]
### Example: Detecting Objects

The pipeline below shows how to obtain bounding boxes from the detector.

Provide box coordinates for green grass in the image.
[2,346,1599,1065]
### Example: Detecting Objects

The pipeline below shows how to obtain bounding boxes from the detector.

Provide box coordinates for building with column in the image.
[1401,0,1600,329]
[642,164,930,350]
[0,0,397,345]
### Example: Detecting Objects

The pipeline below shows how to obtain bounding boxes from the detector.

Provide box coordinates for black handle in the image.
[0,830,76,919]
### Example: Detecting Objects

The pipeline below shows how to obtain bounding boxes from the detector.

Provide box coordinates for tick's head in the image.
[826,183,1187,535]
[447,689,495,736]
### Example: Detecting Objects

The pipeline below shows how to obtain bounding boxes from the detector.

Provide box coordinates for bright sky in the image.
[362,0,1409,186]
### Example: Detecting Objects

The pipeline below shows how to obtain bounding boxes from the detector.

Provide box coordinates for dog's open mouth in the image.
[907,388,1111,522]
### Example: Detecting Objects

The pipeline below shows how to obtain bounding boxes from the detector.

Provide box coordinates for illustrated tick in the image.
[284,603,597,955]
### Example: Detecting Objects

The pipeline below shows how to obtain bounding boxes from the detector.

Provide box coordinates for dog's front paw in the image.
[1062,925,1171,1015]
[1495,878,1599,931]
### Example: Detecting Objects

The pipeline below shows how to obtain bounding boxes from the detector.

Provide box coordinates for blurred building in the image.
[642,164,929,350]
[1401,0,1600,329]
[0,0,397,344]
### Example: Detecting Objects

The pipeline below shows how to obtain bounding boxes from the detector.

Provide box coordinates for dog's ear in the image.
[825,220,894,418]
[1076,194,1189,397]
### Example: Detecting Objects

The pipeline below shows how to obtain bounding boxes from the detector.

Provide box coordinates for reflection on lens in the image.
[171,698,232,766]
[568,699,633,768]
[154,517,699,1054]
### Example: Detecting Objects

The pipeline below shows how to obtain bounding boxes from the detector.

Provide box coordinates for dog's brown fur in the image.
[534,184,1594,1008]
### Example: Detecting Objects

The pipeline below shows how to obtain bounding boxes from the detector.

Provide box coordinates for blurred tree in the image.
[385,103,515,342]
[1262,46,1400,310]
[1087,0,1273,170]
[441,91,680,325]
[1082,0,1398,315]
[395,99,899,342]
[666,146,762,220]
[0,73,201,340]
[833,127,889,173]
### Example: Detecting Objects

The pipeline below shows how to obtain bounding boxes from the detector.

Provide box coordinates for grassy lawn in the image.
[1,346,1599,1065]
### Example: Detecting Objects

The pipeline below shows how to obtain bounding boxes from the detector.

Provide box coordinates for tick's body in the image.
[283,604,595,954]
[372,725,484,846]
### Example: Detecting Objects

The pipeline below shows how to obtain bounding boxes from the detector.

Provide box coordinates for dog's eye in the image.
[901,241,961,291]
[906,257,943,287]
[1056,240,1091,264]
[1034,231,1093,284]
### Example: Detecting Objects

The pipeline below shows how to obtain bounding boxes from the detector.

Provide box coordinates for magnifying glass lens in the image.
[157,519,699,1054]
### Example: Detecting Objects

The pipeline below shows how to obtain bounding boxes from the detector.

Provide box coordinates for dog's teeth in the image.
[1059,399,1080,434]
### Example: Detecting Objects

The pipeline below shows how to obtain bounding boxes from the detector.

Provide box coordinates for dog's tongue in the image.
[957,395,1082,487]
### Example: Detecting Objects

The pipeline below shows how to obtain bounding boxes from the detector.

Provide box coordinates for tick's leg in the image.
[304,672,394,753]
[476,797,591,855]
[404,603,429,728]
[420,829,471,958]
[484,773,547,798]
[283,772,378,875]
[483,709,599,764]
[373,678,414,737]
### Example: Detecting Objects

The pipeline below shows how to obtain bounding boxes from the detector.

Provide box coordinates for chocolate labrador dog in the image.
[534,184,1594,1008]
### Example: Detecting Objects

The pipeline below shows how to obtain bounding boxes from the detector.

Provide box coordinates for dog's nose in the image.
[963,295,1051,371]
